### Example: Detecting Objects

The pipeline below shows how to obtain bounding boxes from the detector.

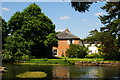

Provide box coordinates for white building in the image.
[84,42,101,54]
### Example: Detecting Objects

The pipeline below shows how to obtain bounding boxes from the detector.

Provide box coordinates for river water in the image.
[1,63,120,80]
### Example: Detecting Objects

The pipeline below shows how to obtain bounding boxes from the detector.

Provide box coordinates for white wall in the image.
[84,44,100,54]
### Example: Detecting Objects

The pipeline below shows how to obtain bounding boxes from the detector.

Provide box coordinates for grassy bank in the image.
[25,57,120,65]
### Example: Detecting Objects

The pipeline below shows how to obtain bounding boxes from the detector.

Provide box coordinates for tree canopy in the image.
[3,3,58,62]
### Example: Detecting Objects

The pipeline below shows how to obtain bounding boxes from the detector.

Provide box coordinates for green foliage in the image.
[98,2,120,60]
[28,59,72,65]
[86,53,103,58]
[71,2,93,13]
[21,54,30,61]
[71,2,120,61]
[3,3,57,62]
[44,33,58,47]
[0,17,8,49]
[2,50,12,62]
[16,71,47,78]
[66,44,88,58]
[84,29,100,43]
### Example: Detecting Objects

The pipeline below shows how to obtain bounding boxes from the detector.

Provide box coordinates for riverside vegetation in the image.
[2,2,120,63]
[18,58,120,65]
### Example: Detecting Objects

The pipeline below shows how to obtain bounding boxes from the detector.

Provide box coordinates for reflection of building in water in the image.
[52,65,70,78]
[86,67,104,78]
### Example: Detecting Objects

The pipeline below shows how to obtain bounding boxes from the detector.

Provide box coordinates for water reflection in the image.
[2,64,120,79]
[52,65,69,78]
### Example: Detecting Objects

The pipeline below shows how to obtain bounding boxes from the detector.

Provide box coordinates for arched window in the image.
[67,40,74,44]
[67,40,70,44]
[72,40,74,44]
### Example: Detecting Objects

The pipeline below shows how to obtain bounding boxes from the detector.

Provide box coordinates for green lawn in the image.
[25,57,120,65]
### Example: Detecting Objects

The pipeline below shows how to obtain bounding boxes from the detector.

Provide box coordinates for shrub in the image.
[86,53,103,58]
[66,44,88,58]
[2,50,12,62]
[21,54,30,61]
[103,52,120,60]
[2,50,31,62]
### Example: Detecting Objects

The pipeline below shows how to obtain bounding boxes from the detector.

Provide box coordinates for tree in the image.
[71,2,120,60]
[66,44,88,58]
[71,1,93,13]
[4,3,57,62]
[98,2,120,60]
[0,17,8,49]
[3,32,32,62]
[84,29,99,43]
[99,2,120,46]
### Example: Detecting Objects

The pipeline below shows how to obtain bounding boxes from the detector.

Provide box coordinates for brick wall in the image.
[53,39,81,57]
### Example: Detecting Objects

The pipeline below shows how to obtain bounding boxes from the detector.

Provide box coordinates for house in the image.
[52,28,82,57]
[83,41,101,54]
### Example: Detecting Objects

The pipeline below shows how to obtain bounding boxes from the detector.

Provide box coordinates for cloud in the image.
[94,12,104,17]
[56,29,64,32]
[2,7,10,11]
[59,16,70,20]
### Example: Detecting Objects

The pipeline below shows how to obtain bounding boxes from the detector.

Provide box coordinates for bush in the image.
[2,50,12,62]
[2,50,31,62]
[66,44,88,58]
[21,54,30,61]
[103,52,120,60]
[86,53,103,58]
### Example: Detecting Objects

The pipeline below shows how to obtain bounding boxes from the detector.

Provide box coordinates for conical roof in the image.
[56,28,80,40]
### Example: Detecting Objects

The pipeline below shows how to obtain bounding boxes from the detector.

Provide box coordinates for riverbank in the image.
[22,58,120,66]
[3,58,120,66]
[75,61,120,66]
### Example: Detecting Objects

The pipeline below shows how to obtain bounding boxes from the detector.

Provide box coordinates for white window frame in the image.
[53,49,58,56]
[67,40,70,44]
[72,40,74,44]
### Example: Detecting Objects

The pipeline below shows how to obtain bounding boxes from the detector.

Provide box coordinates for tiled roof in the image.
[56,28,80,40]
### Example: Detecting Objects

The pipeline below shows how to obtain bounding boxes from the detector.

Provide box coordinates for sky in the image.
[1,2,106,39]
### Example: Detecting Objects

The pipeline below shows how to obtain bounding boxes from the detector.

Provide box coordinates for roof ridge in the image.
[56,28,80,39]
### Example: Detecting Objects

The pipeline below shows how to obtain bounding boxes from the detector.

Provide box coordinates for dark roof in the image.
[56,28,80,40]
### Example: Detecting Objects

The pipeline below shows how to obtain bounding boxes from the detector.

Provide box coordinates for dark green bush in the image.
[21,54,30,61]
[66,44,88,58]
[2,50,12,62]
[103,52,120,61]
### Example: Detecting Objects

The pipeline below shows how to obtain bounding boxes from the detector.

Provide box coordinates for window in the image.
[67,40,70,44]
[53,49,57,55]
[72,40,74,44]
[67,40,74,44]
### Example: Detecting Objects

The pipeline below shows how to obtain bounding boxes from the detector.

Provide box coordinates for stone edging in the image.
[75,61,120,66]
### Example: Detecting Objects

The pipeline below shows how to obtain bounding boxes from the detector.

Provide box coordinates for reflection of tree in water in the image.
[98,66,120,78]
[2,64,120,79]
[69,65,120,78]
[2,64,53,79]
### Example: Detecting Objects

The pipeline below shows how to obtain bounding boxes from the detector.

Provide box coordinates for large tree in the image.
[4,3,57,62]
[99,2,120,46]
[99,2,120,60]
[0,17,8,49]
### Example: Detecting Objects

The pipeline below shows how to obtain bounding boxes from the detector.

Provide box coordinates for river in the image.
[1,63,120,80]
